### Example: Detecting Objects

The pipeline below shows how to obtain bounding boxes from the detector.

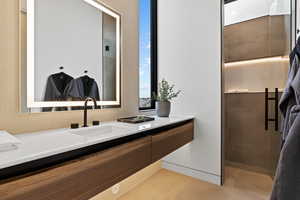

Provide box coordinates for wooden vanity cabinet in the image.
[0,120,194,200]
[151,121,194,162]
[0,136,152,200]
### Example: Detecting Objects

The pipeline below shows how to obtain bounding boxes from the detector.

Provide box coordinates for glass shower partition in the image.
[224,0,292,177]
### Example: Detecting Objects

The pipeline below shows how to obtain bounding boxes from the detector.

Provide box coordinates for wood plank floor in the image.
[118,167,273,200]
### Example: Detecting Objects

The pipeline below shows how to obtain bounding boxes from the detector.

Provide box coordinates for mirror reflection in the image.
[20,0,121,112]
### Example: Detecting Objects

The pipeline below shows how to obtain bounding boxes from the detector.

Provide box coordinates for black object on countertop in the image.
[93,121,100,126]
[70,123,79,129]
[117,116,155,124]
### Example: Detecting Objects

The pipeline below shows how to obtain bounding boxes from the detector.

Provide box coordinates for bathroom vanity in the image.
[1,1,194,199]
[0,116,194,200]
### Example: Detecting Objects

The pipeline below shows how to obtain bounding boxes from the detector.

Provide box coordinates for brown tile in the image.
[225,93,281,175]
[224,15,290,62]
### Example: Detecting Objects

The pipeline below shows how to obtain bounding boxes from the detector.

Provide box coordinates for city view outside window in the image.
[139,0,152,108]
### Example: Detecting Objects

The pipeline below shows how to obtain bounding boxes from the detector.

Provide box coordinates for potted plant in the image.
[153,79,181,117]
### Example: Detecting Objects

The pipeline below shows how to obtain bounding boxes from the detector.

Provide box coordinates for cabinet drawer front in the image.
[152,121,194,162]
[0,136,152,200]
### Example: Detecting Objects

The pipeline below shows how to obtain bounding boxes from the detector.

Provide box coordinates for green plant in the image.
[153,79,181,102]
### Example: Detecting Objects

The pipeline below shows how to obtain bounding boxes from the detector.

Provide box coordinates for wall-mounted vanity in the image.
[0,116,194,200]
[20,0,121,113]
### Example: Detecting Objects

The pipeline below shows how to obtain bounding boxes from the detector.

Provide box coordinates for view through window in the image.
[139,0,153,109]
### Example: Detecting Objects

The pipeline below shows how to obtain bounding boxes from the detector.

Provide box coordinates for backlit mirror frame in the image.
[26,0,121,108]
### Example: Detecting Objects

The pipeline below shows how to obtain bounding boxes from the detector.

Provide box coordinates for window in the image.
[139,0,157,110]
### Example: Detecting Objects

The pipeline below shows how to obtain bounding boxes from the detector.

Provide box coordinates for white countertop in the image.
[0,115,194,170]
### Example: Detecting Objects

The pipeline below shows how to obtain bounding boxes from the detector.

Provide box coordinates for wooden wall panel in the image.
[225,93,281,176]
[224,15,290,63]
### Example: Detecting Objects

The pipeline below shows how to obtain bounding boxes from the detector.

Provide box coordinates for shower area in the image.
[224,0,294,177]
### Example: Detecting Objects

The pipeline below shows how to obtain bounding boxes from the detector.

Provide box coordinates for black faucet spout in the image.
[83,97,98,127]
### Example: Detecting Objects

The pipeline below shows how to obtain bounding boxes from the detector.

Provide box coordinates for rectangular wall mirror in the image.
[20,0,121,112]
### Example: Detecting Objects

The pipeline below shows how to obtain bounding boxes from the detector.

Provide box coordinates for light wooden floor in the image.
[118,167,273,200]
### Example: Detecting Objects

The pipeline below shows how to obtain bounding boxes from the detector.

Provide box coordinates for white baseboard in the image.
[162,161,221,185]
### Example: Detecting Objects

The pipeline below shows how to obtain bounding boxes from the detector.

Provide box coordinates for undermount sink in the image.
[68,125,134,139]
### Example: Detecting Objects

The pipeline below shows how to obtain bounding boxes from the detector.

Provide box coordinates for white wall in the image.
[269,0,291,16]
[35,0,103,101]
[158,0,222,184]
[225,0,291,26]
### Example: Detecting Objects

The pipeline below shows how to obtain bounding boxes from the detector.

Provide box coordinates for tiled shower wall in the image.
[224,15,290,63]
[225,92,282,175]
[224,14,290,175]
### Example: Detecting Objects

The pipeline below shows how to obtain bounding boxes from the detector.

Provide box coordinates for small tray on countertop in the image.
[117,116,155,124]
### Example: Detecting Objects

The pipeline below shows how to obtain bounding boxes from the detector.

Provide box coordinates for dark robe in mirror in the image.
[43,72,73,112]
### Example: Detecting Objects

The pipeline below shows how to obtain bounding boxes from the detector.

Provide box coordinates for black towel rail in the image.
[265,88,279,131]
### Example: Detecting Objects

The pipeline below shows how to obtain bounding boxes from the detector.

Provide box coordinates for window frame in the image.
[139,0,158,110]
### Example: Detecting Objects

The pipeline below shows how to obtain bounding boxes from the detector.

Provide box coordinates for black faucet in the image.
[83,97,98,127]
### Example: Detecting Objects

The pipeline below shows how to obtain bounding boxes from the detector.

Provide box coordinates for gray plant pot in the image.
[156,101,171,117]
